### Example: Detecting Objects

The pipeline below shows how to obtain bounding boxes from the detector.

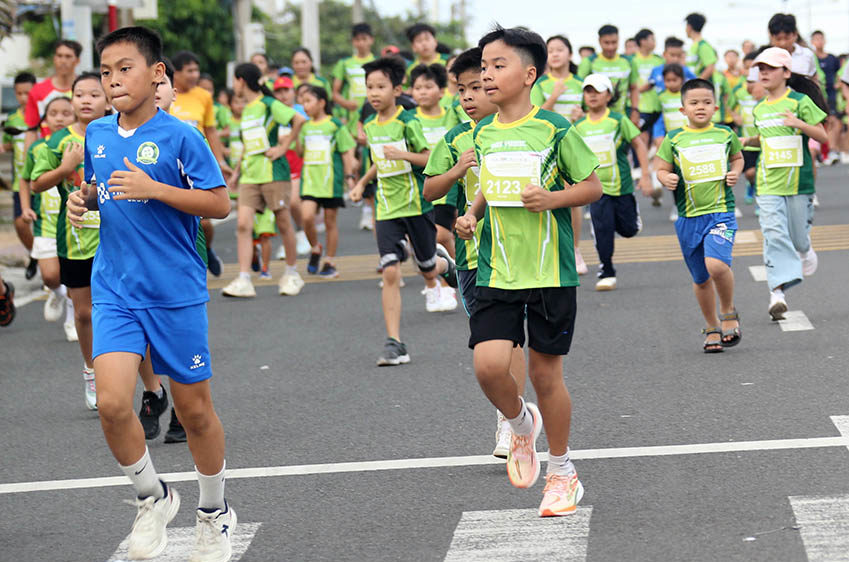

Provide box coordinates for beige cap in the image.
[753,47,792,71]
[582,73,614,94]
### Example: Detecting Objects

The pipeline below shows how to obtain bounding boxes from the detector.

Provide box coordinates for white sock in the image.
[506,397,534,436]
[286,264,297,275]
[53,285,67,298]
[65,296,75,324]
[120,447,164,499]
[547,450,576,476]
[771,287,785,297]
[239,271,251,281]
[196,461,226,511]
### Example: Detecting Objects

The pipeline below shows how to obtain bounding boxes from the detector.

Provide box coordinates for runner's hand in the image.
[659,172,679,190]
[725,170,739,186]
[521,183,552,212]
[67,181,93,228]
[455,213,477,240]
[61,142,84,170]
[107,157,158,200]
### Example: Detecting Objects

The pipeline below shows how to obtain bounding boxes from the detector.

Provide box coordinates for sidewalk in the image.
[0,190,29,266]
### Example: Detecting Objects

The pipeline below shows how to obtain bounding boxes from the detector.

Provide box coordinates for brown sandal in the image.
[702,327,724,353]
[720,310,742,347]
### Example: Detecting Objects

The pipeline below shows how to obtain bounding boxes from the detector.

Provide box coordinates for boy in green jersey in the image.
[631,29,664,142]
[404,23,451,88]
[577,24,640,125]
[332,22,376,134]
[350,57,458,366]
[574,74,652,291]
[423,47,528,460]
[455,26,603,517]
[742,47,827,320]
[410,63,460,258]
[2,72,37,277]
[655,79,744,353]
[684,13,718,79]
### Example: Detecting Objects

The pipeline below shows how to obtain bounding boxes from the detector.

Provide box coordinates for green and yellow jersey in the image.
[414,106,459,205]
[405,53,451,87]
[752,88,826,196]
[332,53,376,131]
[656,123,741,217]
[631,53,665,113]
[298,116,356,199]
[22,139,61,239]
[573,109,641,196]
[577,54,635,114]
[238,96,297,184]
[710,71,732,124]
[363,106,432,220]
[730,83,760,152]
[292,73,332,98]
[687,39,718,77]
[658,89,687,134]
[530,73,585,121]
[473,106,599,290]
[32,125,99,260]
[2,108,28,191]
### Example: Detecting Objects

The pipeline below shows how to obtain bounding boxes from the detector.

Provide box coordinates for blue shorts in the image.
[457,268,478,317]
[675,212,737,284]
[92,302,212,384]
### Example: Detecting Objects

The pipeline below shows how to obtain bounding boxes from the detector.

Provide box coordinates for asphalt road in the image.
[1,165,848,561]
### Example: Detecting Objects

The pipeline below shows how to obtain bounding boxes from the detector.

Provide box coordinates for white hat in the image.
[753,47,792,71]
[582,73,614,94]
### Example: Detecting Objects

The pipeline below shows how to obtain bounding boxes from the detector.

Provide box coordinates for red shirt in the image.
[24,78,72,137]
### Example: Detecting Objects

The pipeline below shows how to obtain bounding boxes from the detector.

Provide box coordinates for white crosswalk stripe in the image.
[106,522,261,562]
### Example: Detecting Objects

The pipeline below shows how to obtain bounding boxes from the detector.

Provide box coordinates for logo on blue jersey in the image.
[190,354,207,370]
[94,144,106,159]
[136,142,159,165]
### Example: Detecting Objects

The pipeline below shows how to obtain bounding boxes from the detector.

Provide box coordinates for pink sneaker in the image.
[506,402,542,489]
[538,472,584,517]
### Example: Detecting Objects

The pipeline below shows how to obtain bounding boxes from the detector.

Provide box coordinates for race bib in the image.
[582,133,617,168]
[81,210,101,229]
[679,143,727,183]
[303,135,332,165]
[664,109,687,131]
[372,141,412,178]
[479,151,541,207]
[230,140,244,166]
[42,187,62,215]
[464,166,481,208]
[422,126,448,148]
[762,135,803,168]
[241,118,270,156]
[347,67,367,99]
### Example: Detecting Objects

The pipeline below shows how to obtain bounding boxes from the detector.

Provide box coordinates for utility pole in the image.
[302,0,320,67]
[233,0,251,63]
[61,0,93,70]
[352,0,363,23]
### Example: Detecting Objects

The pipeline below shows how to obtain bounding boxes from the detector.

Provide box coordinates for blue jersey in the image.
[648,64,697,94]
[84,109,225,309]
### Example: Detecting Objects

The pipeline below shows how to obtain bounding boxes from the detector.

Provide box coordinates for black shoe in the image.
[164,408,187,443]
[435,244,457,288]
[251,245,261,272]
[207,247,223,277]
[307,247,322,274]
[376,338,410,366]
[138,387,169,440]
[0,281,15,327]
[25,258,38,280]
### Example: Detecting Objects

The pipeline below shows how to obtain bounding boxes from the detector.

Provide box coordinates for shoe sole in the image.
[595,283,616,291]
[507,403,542,489]
[129,488,181,559]
[377,354,411,367]
[539,480,585,517]
[164,432,187,444]
[189,508,237,562]
[492,446,508,459]
[769,301,788,321]
[221,290,256,298]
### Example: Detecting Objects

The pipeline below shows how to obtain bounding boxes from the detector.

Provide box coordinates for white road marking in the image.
[736,230,759,244]
[748,265,767,282]
[832,416,849,452]
[778,310,815,331]
[789,496,849,561]
[3,431,849,495]
[444,508,592,562]
[107,522,260,562]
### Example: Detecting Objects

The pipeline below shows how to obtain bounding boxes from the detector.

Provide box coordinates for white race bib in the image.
[479,151,541,207]
[679,143,727,183]
[762,135,803,168]
[303,135,332,165]
[582,133,617,168]
[42,187,62,215]
[347,67,367,99]
[241,118,270,156]
[372,141,412,178]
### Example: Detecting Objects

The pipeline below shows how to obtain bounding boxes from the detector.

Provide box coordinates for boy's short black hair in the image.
[685,13,707,32]
[14,72,36,86]
[410,63,448,89]
[664,36,685,50]
[352,22,373,38]
[95,26,162,65]
[161,57,175,83]
[199,73,213,83]
[72,71,103,92]
[598,24,618,37]
[681,78,715,100]
[743,51,758,62]
[449,47,482,79]
[55,39,83,57]
[768,13,798,36]
[406,23,437,43]
[478,25,547,81]
[363,56,407,87]
[662,63,685,80]
[811,30,824,38]
[171,50,200,71]
[635,29,653,45]
[578,45,595,54]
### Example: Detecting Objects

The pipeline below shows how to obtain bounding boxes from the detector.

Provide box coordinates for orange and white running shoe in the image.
[538,472,584,517]
[506,402,542,489]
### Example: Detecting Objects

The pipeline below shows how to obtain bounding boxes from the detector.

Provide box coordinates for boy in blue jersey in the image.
[67,27,236,561]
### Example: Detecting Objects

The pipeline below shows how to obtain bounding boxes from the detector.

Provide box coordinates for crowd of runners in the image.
[0,9,844,560]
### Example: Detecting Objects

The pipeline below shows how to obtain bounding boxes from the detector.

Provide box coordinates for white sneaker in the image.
[493,415,511,459]
[316,220,326,234]
[812,194,820,208]
[734,207,743,218]
[64,321,79,342]
[800,247,818,276]
[424,285,442,312]
[359,206,374,230]
[769,291,787,321]
[278,270,304,296]
[221,276,256,298]
[841,152,849,165]
[190,502,237,562]
[127,485,181,560]
[275,245,286,260]
[575,248,588,276]
[438,286,458,311]
[669,208,678,222]
[296,230,311,257]
[83,367,97,410]
[595,277,617,291]
[43,288,65,322]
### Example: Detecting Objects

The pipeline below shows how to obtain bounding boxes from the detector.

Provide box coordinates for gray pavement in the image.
[1,165,848,561]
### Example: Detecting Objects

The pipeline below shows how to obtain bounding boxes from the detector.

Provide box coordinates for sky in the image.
[370,0,849,64]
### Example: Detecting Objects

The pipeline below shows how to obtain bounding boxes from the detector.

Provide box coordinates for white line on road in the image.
[832,416,849,452]
[748,265,767,282]
[789,495,849,562]
[779,310,815,331]
[107,523,260,562]
[443,508,592,562]
[2,433,848,495]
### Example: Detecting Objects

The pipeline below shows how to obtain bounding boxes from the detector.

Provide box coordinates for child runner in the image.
[654,78,744,352]
[404,23,450,87]
[423,47,528,458]
[744,47,827,319]
[651,64,688,221]
[17,96,77,338]
[68,26,236,560]
[297,84,357,278]
[684,13,718,80]
[410,63,460,259]
[574,74,652,291]
[31,72,108,411]
[631,30,664,146]
[729,53,764,207]
[578,25,641,125]
[531,35,589,275]
[350,56,458,365]
[221,62,307,298]
[455,26,603,517]
[332,22,376,135]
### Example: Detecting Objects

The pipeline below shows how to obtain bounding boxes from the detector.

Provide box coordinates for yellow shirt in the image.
[170,86,215,135]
